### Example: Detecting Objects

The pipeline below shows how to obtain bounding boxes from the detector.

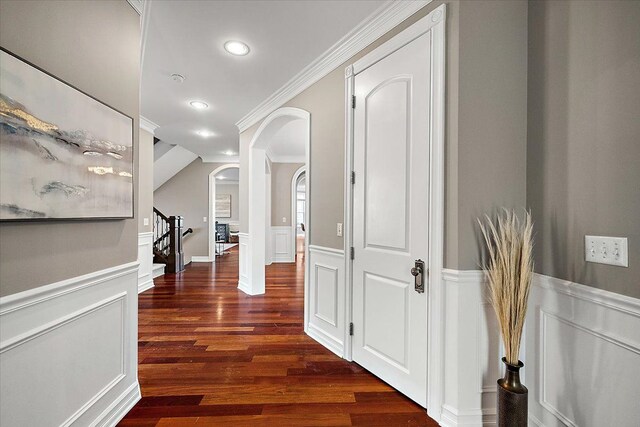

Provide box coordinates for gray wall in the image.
[139,128,154,233]
[0,0,140,297]
[453,0,528,268]
[216,183,239,223]
[153,159,238,262]
[239,0,528,270]
[527,0,640,298]
[271,163,303,226]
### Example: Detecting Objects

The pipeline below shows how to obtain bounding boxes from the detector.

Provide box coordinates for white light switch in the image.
[585,236,628,267]
[143,217,149,226]
[282,217,286,223]
[337,223,343,237]
[203,217,207,223]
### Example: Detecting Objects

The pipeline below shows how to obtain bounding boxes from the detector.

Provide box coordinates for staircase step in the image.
[152,263,166,279]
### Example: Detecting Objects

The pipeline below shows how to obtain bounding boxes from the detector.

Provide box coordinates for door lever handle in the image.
[411,259,425,293]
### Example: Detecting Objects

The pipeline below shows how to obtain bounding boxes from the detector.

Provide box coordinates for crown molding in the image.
[200,156,240,164]
[139,115,159,134]
[269,155,306,164]
[235,0,431,133]
[126,0,144,15]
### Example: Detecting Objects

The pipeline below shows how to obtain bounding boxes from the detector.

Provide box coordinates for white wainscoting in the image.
[307,245,345,357]
[441,270,499,427]
[271,226,294,263]
[0,262,141,427]
[238,232,252,294]
[138,232,154,294]
[526,274,640,427]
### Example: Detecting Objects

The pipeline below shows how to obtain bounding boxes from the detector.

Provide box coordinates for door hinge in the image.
[349,322,354,336]
[351,171,356,185]
[350,247,355,260]
[351,95,356,109]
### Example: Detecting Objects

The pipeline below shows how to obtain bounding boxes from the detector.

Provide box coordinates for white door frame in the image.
[208,163,240,261]
[291,166,306,261]
[244,107,311,321]
[343,4,446,422]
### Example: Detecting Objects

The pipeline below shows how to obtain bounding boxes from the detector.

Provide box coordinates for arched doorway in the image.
[208,164,240,261]
[240,107,310,317]
[291,166,306,261]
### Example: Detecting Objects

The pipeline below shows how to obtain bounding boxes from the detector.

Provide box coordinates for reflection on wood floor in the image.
[119,246,437,426]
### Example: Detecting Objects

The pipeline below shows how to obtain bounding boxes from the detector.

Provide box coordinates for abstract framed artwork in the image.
[0,47,134,221]
[215,194,231,218]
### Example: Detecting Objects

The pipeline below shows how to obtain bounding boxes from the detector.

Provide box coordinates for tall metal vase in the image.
[497,357,528,426]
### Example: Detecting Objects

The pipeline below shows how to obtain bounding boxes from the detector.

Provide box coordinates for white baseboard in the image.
[191,256,213,263]
[307,323,344,357]
[307,245,345,358]
[93,382,141,427]
[152,263,165,279]
[138,232,154,293]
[0,262,140,427]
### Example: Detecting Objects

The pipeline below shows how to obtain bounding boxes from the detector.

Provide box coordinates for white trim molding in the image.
[526,273,640,427]
[138,232,154,293]
[0,262,141,427]
[191,256,214,263]
[440,269,498,427]
[208,164,241,261]
[201,155,240,164]
[271,226,295,263]
[236,0,431,132]
[244,107,311,297]
[343,4,446,422]
[139,115,159,134]
[307,245,346,357]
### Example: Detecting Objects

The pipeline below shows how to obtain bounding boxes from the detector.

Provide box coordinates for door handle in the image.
[411,259,425,293]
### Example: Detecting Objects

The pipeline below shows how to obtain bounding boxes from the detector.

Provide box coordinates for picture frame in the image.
[0,47,134,221]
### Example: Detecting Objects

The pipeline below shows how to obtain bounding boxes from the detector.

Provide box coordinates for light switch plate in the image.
[282,217,286,223]
[585,236,628,267]
[143,217,149,226]
[203,217,207,223]
[337,223,343,237]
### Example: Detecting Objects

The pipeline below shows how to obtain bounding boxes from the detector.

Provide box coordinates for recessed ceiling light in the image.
[224,40,250,56]
[196,130,214,138]
[224,150,235,156]
[216,176,225,180]
[170,73,185,83]
[189,100,209,110]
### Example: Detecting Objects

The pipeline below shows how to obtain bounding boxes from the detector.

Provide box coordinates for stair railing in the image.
[153,207,185,273]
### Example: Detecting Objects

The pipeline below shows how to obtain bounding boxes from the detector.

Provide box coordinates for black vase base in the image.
[497,384,528,427]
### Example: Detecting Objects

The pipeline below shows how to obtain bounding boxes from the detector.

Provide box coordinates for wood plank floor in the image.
[119,246,438,426]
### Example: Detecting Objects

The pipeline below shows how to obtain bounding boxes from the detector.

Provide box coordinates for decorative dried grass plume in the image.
[478,210,534,365]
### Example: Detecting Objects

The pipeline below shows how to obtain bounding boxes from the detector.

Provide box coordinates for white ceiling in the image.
[141,0,386,160]
[215,167,239,182]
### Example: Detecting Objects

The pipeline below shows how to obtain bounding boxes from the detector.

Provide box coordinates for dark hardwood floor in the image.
[119,245,438,426]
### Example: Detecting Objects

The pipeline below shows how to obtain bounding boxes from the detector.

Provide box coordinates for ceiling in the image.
[215,167,239,182]
[141,0,386,160]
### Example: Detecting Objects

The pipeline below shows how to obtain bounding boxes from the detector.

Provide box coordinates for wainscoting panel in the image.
[0,262,140,427]
[271,226,294,263]
[307,245,345,357]
[138,232,154,293]
[441,270,499,427]
[526,274,640,427]
[238,233,251,294]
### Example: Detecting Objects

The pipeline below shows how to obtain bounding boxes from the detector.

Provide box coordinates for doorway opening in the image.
[208,164,240,262]
[292,167,306,262]
[240,108,310,325]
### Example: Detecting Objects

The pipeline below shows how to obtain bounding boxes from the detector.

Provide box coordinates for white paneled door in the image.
[352,31,431,407]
